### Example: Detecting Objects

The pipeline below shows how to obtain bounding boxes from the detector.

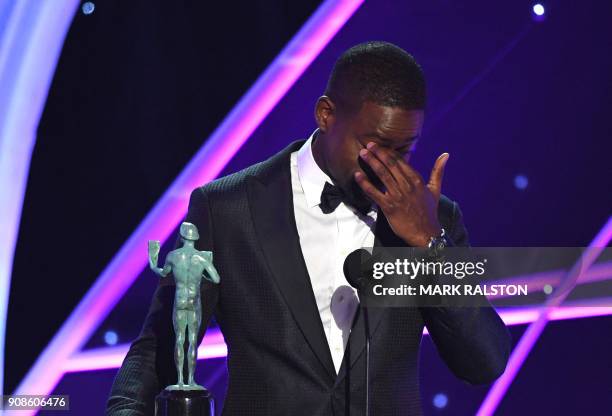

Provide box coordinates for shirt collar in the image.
[297,129,333,209]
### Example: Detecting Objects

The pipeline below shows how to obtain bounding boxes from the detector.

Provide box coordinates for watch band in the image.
[426,228,448,259]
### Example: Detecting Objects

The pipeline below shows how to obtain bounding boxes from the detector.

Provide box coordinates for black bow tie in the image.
[319,182,372,216]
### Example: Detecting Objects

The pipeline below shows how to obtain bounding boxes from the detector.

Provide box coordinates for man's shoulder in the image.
[193,139,306,198]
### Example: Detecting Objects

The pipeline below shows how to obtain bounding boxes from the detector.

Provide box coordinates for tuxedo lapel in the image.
[247,140,337,382]
[334,210,405,386]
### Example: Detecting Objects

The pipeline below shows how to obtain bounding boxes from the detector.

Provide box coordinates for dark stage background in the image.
[6,0,612,414]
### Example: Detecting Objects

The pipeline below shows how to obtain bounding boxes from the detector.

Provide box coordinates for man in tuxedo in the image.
[107,41,510,415]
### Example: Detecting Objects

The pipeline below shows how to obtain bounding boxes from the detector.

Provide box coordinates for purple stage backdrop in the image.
[4,0,612,415]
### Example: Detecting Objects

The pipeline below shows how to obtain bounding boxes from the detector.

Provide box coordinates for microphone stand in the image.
[344,248,375,416]
[362,300,371,416]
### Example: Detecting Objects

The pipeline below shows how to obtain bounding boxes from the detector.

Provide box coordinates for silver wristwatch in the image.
[426,228,448,258]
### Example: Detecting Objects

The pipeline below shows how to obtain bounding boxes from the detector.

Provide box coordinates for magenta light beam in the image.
[486,260,612,300]
[61,260,612,373]
[0,0,80,398]
[477,216,612,416]
[63,329,226,373]
[14,0,364,411]
[61,303,612,374]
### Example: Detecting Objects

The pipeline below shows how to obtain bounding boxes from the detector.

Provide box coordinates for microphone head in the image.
[343,248,372,290]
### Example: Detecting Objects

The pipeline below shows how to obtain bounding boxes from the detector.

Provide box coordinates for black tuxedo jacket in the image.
[107,140,510,415]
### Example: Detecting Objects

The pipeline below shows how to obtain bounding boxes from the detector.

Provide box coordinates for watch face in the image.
[428,230,447,255]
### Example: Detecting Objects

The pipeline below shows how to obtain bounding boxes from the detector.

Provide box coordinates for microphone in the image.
[343,248,374,416]
[343,248,374,293]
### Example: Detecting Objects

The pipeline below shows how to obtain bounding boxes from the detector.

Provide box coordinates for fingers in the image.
[359,142,449,203]
[427,153,449,199]
[396,154,425,189]
[359,143,402,195]
[354,171,386,206]
[364,142,424,192]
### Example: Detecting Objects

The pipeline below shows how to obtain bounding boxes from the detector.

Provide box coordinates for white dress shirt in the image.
[290,131,378,373]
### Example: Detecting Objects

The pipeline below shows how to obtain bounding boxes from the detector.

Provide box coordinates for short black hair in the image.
[324,41,426,114]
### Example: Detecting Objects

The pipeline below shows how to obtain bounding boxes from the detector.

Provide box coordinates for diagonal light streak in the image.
[477,216,612,416]
[13,1,364,412]
[64,298,612,374]
[0,0,81,398]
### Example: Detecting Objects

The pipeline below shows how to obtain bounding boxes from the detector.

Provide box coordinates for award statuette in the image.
[148,222,221,416]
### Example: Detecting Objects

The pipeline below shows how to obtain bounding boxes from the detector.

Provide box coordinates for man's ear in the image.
[314,96,336,134]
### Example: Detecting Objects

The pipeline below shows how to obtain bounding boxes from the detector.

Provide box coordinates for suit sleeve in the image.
[419,202,512,384]
[106,187,220,415]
